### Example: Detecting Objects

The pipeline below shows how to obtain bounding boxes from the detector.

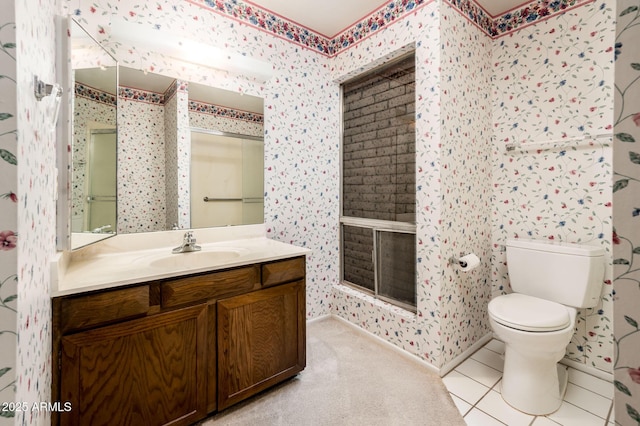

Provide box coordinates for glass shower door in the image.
[190,130,263,228]
[242,138,264,225]
[86,129,117,232]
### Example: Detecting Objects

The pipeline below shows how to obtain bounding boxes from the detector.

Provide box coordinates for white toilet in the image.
[488,238,605,415]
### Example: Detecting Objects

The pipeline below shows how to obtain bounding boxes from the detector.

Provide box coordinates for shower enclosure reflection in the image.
[83,129,117,233]
[189,130,264,228]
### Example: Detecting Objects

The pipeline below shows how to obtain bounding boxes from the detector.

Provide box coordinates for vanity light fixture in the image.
[109,19,274,82]
[34,75,62,101]
[34,75,63,131]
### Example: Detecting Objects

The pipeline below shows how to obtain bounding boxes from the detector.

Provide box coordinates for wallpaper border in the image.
[185,0,595,57]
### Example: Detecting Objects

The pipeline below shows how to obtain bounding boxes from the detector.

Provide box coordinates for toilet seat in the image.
[489,293,570,332]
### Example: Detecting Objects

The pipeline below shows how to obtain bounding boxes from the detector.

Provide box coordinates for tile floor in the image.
[443,339,615,426]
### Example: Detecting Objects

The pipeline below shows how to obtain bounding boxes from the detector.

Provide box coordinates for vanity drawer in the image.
[262,257,306,288]
[161,266,260,308]
[59,285,150,333]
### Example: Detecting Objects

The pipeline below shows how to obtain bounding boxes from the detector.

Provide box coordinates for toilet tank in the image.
[505,238,605,308]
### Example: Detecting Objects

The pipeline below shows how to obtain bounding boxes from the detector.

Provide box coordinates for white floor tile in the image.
[442,370,491,405]
[563,382,611,419]
[483,339,505,355]
[567,368,613,399]
[457,338,616,426]
[531,416,562,425]
[455,358,502,388]
[476,389,535,426]
[464,408,506,425]
[547,401,609,426]
[471,348,504,372]
[450,394,473,417]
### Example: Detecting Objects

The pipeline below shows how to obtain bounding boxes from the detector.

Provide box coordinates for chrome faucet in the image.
[92,224,112,233]
[172,231,202,254]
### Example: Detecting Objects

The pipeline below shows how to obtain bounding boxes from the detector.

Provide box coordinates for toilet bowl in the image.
[488,238,604,415]
[488,293,577,414]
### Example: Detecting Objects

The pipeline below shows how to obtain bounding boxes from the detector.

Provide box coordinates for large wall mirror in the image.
[60,18,118,250]
[116,66,264,234]
[59,19,265,250]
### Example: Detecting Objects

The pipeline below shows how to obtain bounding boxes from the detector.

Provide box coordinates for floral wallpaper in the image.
[492,0,615,372]
[331,2,494,369]
[0,2,622,424]
[331,1,444,365]
[447,0,615,42]
[613,0,640,423]
[117,93,167,233]
[62,0,339,319]
[332,0,492,367]
[439,3,494,364]
[58,0,619,374]
[72,88,117,231]
[188,110,263,137]
[189,100,264,124]
[14,0,58,423]
[187,0,598,55]
[0,5,17,424]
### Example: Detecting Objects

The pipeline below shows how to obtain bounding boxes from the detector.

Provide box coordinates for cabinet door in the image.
[217,280,306,410]
[60,305,207,426]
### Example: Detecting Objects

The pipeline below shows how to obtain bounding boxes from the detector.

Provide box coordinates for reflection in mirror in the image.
[69,19,118,249]
[190,130,264,228]
[117,66,264,233]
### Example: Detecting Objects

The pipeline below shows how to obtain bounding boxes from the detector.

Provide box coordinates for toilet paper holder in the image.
[450,255,469,268]
[449,253,480,268]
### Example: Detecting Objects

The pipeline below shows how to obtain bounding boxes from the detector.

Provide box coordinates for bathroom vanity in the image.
[52,17,307,425]
[50,227,309,426]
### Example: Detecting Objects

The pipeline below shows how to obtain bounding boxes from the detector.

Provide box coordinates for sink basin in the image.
[149,248,247,269]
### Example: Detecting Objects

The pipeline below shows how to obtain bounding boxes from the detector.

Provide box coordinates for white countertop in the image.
[51,225,311,297]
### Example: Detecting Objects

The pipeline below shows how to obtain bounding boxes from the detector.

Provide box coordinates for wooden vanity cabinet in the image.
[217,279,306,410]
[52,256,306,426]
[59,305,207,426]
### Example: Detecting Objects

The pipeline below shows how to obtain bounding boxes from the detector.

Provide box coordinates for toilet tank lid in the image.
[506,238,604,257]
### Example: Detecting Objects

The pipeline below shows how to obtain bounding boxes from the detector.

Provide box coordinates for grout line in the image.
[459,383,495,418]
[453,364,502,392]
[460,403,472,418]
[563,399,610,421]
[470,350,504,372]
[469,406,509,425]
[605,399,614,424]
[567,379,614,401]
[483,339,505,356]
[454,340,614,426]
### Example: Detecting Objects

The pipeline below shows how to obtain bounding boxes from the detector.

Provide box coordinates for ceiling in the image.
[246,0,527,37]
